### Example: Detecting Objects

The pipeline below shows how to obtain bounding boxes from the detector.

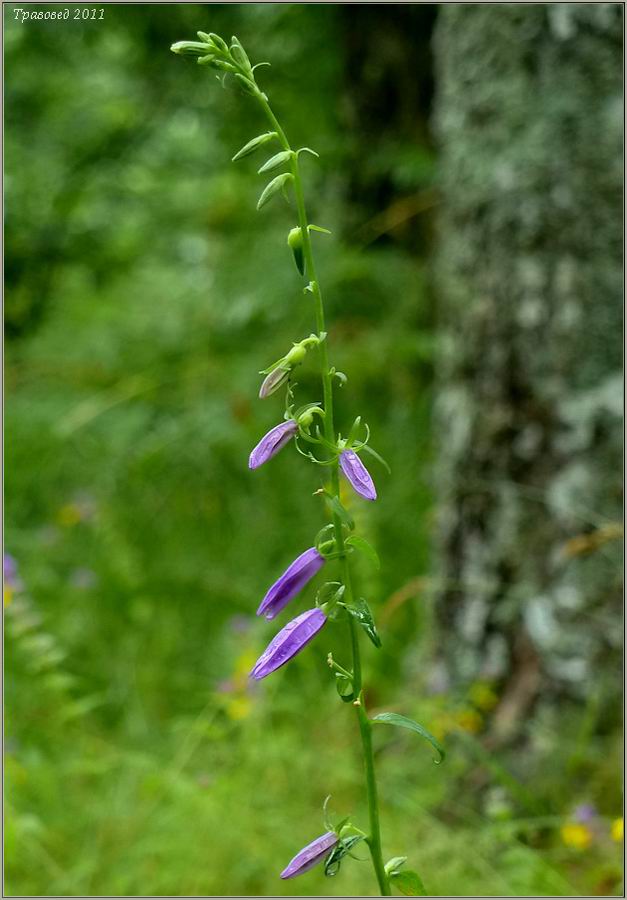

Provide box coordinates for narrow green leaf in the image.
[257,173,294,210]
[328,495,354,531]
[232,131,277,162]
[258,149,293,174]
[360,443,391,474]
[344,598,382,648]
[389,870,427,896]
[371,713,445,764]
[308,224,332,234]
[346,535,380,570]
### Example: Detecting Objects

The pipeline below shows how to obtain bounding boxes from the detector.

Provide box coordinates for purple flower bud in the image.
[257,547,325,620]
[249,420,298,470]
[259,366,289,399]
[3,554,18,588]
[280,831,338,879]
[250,607,327,680]
[339,449,377,501]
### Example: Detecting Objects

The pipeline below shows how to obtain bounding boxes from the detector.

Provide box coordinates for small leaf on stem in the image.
[345,535,380,570]
[344,598,382,648]
[389,870,427,896]
[371,713,445,764]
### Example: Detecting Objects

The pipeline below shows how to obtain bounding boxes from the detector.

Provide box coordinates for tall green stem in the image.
[256,90,390,897]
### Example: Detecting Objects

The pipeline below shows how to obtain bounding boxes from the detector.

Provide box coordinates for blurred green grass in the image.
[4,4,623,897]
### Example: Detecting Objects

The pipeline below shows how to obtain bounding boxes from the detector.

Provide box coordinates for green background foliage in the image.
[4,4,622,897]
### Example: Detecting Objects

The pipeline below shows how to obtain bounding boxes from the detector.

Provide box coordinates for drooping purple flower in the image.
[250,607,327,680]
[257,547,325,620]
[339,449,377,501]
[249,420,298,470]
[280,831,338,879]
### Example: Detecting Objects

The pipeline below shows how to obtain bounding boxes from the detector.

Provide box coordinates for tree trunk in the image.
[432,3,623,737]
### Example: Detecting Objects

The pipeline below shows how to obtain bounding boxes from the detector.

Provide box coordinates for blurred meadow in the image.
[4,4,623,897]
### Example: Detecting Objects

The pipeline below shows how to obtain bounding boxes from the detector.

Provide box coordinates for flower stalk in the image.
[172,32,443,895]
[254,89,391,895]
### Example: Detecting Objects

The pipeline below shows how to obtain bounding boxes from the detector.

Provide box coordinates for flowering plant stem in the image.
[172,31,445,895]
[257,93,391,897]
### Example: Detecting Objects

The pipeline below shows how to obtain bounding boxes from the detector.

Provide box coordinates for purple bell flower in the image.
[280,830,338,879]
[257,547,325,620]
[249,420,298,470]
[339,449,377,501]
[250,607,327,680]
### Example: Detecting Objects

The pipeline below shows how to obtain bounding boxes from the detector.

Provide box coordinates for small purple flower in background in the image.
[250,607,327,680]
[3,554,18,588]
[228,614,251,635]
[69,567,97,590]
[280,830,338,879]
[339,450,377,501]
[257,547,325,620]
[249,420,298,470]
[573,803,597,823]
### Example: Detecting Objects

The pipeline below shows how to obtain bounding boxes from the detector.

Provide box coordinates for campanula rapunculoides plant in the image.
[171,32,445,897]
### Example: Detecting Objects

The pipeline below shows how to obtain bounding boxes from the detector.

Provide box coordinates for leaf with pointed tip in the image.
[371,713,445,764]
[346,535,380,570]
[308,224,332,234]
[360,443,391,474]
[258,150,293,175]
[232,132,277,162]
[257,173,294,210]
[389,870,427,896]
[344,598,381,648]
[328,495,354,531]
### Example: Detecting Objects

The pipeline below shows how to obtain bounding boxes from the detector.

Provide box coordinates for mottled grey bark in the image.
[432,4,623,734]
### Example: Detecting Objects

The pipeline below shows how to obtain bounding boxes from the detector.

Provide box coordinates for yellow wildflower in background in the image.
[4,586,13,607]
[561,822,592,849]
[56,503,83,527]
[611,817,623,842]
[469,681,499,711]
[226,696,253,721]
[455,708,483,734]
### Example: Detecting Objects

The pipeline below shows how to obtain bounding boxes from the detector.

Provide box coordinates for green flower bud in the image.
[287,227,305,275]
[284,344,307,366]
[208,33,229,52]
[170,41,209,57]
[298,410,314,429]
